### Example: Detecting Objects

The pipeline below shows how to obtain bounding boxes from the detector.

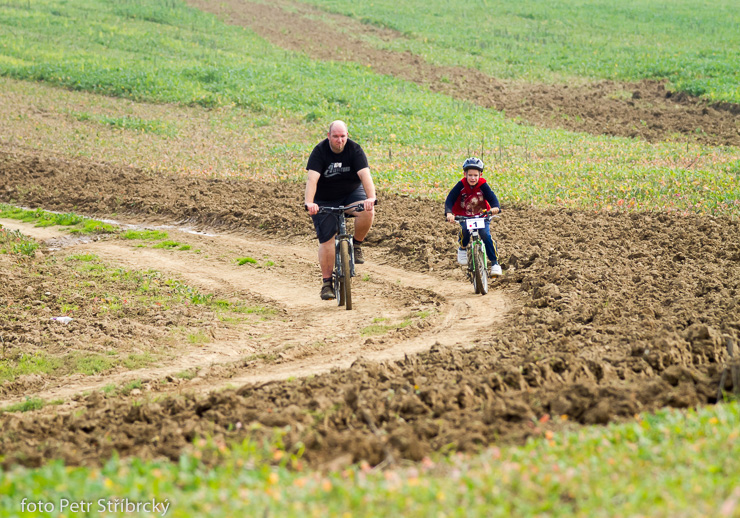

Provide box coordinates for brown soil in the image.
[184,0,740,147]
[1,146,738,469]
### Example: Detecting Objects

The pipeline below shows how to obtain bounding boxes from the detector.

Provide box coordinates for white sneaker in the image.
[490,264,502,276]
[456,248,468,265]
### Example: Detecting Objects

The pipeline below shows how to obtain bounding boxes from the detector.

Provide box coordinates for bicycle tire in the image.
[473,243,488,295]
[470,245,480,294]
[334,271,344,307]
[340,239,353,310]
[476,244,488,295]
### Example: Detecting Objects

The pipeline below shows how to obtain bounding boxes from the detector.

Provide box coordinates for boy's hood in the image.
[462,176,487,188]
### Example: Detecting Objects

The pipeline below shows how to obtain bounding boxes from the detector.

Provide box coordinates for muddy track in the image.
[0,218,508,406]
[1,147,738,469]
[184,0,740,147]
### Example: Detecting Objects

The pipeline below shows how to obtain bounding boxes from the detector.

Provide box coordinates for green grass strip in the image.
[151,240,182,250]
[0,397,45,414]
[0,351,159,383]
[69,110,178,136]
[120,229,169,241]
[0,204,116,234]
[0,402,737,516]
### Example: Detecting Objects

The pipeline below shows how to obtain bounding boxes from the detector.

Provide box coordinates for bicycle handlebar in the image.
[318,205,367,214]
[304,200,378,214]
[453,213,498,222]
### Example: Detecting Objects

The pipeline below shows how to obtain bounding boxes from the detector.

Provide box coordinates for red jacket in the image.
[447,177,494,216]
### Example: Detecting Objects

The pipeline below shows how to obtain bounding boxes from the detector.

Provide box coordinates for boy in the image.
[444,156,502,276]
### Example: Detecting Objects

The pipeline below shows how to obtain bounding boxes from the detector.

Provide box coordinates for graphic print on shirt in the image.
[324,162,349,178]
[460,191,487,215]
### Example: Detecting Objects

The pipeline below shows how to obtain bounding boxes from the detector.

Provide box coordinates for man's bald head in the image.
[328,120,349,154]
[328,120,347,134]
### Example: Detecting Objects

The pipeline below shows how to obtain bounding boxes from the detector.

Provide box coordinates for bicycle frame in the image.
[316,204,365,309]
[455,214,493,295]
[333,209,356,279]
[468,232,487,271]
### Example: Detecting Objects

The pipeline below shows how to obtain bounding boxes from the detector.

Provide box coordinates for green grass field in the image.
[299,0,740,102]
[0,0,738,215]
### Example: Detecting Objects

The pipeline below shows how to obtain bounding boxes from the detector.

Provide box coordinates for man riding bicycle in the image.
[305,120,377,300]
[444,156,502,277]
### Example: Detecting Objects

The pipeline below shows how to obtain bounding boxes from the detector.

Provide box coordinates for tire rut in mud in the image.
[0,216,466,405]
[1,147,739,469]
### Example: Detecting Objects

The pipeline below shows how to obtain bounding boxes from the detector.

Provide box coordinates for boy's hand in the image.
[446,213,455,223]
[490,207,500,215]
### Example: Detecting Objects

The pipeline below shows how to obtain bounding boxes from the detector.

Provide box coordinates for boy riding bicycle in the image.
[444,157,502,277]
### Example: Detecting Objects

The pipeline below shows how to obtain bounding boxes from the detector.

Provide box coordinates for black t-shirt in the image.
[306,138,369,201]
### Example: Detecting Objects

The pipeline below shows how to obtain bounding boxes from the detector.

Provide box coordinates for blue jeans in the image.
[458,219,499,265]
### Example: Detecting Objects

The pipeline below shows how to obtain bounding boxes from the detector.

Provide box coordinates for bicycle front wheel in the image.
[473,244,488,295]
[334,271,344,307]
[340,239,353,310]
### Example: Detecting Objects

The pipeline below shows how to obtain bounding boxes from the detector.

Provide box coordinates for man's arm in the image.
[305,170,321,215]
[357,167,376,212]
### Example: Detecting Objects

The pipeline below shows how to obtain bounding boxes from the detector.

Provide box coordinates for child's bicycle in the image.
[315,203,373,310]
[454,214,496,295]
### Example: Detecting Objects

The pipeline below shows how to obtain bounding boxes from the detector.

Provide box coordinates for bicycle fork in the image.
[334,233,356,278]
[466,232,487,279]
[466,230,478,279]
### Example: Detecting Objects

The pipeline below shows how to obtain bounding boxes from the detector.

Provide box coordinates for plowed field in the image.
[0,1,738,470]
[1,146,738,468]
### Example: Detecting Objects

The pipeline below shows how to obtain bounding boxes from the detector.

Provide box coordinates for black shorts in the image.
[311,185,367,243]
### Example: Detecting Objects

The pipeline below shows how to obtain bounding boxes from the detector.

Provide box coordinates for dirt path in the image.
[185,0,740,147]
[0,218,509,405]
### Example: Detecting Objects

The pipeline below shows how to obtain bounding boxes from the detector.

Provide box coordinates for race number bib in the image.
[466,218,485,230]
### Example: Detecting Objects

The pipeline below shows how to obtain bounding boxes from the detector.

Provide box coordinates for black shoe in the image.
[320,281,335,300]
[354,246,364,264]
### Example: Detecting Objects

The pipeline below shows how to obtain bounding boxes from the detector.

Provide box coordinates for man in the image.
[305,120,376,300]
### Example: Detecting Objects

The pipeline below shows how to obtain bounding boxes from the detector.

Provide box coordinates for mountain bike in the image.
[315,203,371,310]
[454,214,495,295]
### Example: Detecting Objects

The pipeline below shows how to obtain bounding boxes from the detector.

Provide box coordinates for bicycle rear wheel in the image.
[340,239,353,310]
[473,244,488,295]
